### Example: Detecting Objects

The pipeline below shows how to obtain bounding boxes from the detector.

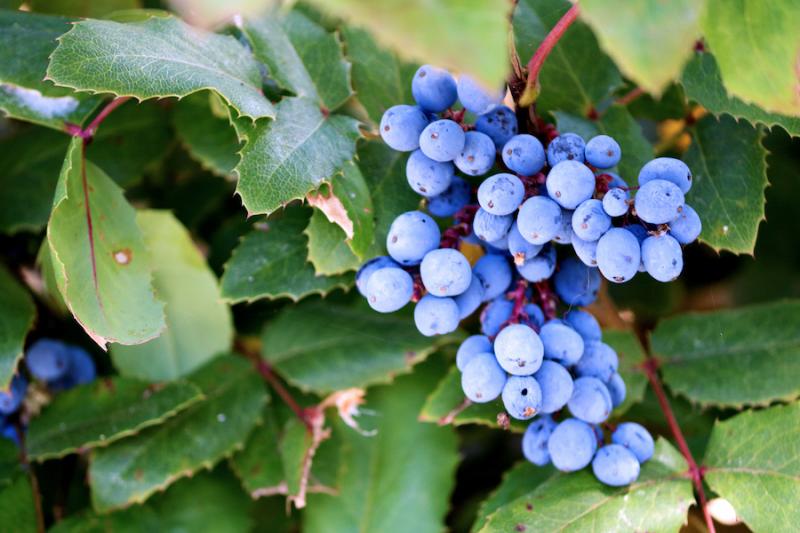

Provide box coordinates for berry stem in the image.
[439,204,478,248]
[642,358,716,533]
[65,96,132,141]
[533,280,558,320]
[520,3,580,107]
[507,279,530,324]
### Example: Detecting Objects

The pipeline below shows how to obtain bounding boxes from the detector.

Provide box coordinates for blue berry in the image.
[25,339,70,382]
[571,234,598,267]
[420,248,472,296]
[414,295,460,336]
[456,75,502,115]
[607,372,627,407]
[454,274,485,318]
[596,227,641,283]
[611,422,655,463]
[379,104,429,151]
[572,199,611,241]
[406,149,454,197]
[480,297,514,337]
[365,267,413,313]
[605,172,628,189]
[356,256,399,297]
[552,209,574,244]
[534,360,574,414]
[473,208,513,243]
[412,65,457,112]
[568,377,613,424]
[592,444,640,486]
[522,304,545,329]
[0,375,27,414]
[585,135,621,169]
[508,222,543,265]
[494,324,544,376]
[386,211,441,266]
[456,335,493,371]
[634,179,685,224]
[454,131,496,176]
[669,203,702,244]
[502,375,543,420]
[547,418,598,472]
[546,133,585,166]
[565,310,602,342]
[517,244,556,282]
[540,320,584,366]
[641,233,683,282]
[419,119,466,162]
[516,196,562,245]
[625,224,650,272]
[638,157,692,193]
[53,347,96,390]
[554,259,601,306]
[546,160,596,209]
[575,341,619,382]
[475,106,517,149]
[473,254,512,301]
[428,177,471,218]
[461,352,506,403]
[502,134,545,175]
[522,415,557,466]
[602,187,629,217]
[478,173,525,216]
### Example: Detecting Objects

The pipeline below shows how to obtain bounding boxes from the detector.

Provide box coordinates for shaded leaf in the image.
[604,329,647,415]
[110,211,233,381]
[46,14,274,120]
[47,138,165,348]
[0,265,35,390]
[653,299,800,408]
[88,355,266,512]
[0,473,37,533]
[703,402,800,533]
[304,210,360,276]
[684,114,767,254]
[173,92,241,177]
[27,378,203,461]
[472,462,555,532]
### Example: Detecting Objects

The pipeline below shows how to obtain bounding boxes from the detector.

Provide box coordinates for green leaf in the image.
[220,207,352,303]
[703,402,800,533]
[514,0,621,115]
[173,92,241,177]
[46,14,274,120]
[0,265,35,390]
[305,0,507,90]
[580,0,702,95]
[0,474,37,533]
[88,355,266,512]
[234,96,360,216]
[553,105,653,180]
[261,298,461,394]
[701,0,800,116]
[0,9,101,129]
[110,210,233,381]
[26,378,203,461]
[472,462,555,532]
[681,52,800,137]
[653,299,800,408]
[340,26,417,126]
[479,439,693,533]
[304,360,458,533]
[604,329,648,415]
[47,138,165,348]
[304,210,360,276]
[29,0,139,18]
[243,10,352,111]
[684,114,768,254]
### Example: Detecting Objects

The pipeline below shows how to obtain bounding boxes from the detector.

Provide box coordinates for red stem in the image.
[616,87,645,107]
[253,358,312,431]
[642,359,716,533]
[66,96,132,140]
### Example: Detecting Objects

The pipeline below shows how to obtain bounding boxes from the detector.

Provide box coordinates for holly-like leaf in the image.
[684,114,768,254]
[0,265,35,390]
[701,0,800,116]
[580,0,702,95]
[553,105,653,181]
[220,207,352,304]
[47,138,166,349]
[472,462,555,532]
[261,298,461,394]
[0,472,37,533]
[110,211,233,381]
[234,96,361,216]
[26,378,203,461]
[604,329,647,415]
[653,300,800,408]
[514,0,621,115]
[173,92,241,177]
[243,9,352,111]
[478,439,693,533]
[341,26,417,126]
[703,402,800,533]
[0,9,102,130]
[681,52,800,138]
[88,355,266,512]
[304,210,360,276]
[305,0,507,90]
[304,360,458,533]
[46,14,274,120]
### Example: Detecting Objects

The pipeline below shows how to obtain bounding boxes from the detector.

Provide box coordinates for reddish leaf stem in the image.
[616,87,645,107]
[642,358,716,533]
[521,3,580,106]
[66,97,132,140]
[253,357,313,432]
